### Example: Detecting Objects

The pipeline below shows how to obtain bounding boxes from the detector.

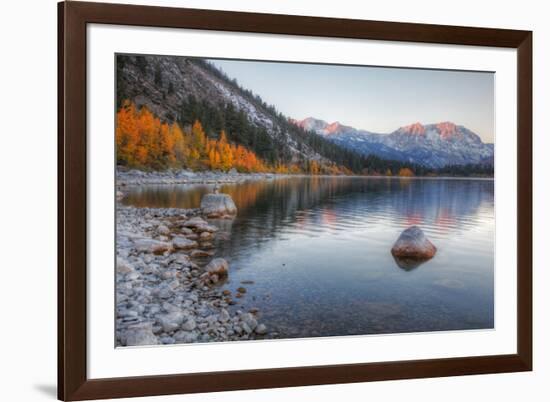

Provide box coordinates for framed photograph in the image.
[58,1,532,400]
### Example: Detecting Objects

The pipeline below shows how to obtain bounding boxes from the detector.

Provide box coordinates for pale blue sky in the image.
[209,59,494,143]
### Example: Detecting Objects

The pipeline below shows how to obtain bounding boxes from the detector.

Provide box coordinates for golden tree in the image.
[398,167,414,177]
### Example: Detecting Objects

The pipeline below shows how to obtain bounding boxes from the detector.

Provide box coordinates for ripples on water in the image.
[122,177,495,338]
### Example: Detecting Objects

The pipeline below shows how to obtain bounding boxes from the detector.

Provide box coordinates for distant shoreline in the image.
[116,168,493,187]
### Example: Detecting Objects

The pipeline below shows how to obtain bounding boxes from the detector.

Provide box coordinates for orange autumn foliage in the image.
[398,167,415,177]
[116,100,354,175]
[116,101,269,172]
[205,130,268,173]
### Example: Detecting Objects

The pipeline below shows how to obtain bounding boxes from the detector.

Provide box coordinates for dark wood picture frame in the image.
[58,1,532,400]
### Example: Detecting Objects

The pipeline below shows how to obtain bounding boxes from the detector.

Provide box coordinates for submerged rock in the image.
[200,193,237,218]
[392,256,426,271]
[205,258,229,278]
[391,226,436,261]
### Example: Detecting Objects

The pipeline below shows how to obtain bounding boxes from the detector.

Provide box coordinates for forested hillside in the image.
[116,55,492,176]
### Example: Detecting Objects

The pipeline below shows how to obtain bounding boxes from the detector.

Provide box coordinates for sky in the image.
[209,59,494,143]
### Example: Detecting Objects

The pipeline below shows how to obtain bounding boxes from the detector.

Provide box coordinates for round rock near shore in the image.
[391,226,437,260]
[205,258,229,278]
[200,193,237,218]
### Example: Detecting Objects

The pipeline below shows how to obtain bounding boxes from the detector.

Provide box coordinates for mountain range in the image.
[293,118,494,168]
[117,55,493,171]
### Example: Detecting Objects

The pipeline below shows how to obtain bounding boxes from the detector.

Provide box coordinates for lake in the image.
[122,176,494,339]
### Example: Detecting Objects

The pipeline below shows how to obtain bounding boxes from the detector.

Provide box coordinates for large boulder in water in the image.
[200,193,237,218]
[391,226,436,261]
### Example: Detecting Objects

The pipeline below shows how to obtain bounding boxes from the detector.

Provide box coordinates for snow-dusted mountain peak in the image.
[292,117,493,168]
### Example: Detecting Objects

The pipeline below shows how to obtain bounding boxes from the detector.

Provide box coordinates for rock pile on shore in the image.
[116,205,271,346]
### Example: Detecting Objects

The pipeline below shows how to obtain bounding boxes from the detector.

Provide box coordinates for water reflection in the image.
[392,255,428,271]
[123,177,493,252]
[122,177,494,337]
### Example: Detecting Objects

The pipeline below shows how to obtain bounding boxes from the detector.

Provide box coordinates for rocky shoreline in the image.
[116,168,493,188]
[117,168,278,187]
[115,169,455,346]
[116,204,271,346]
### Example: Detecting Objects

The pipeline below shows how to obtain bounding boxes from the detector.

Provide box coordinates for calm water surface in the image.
[122,177,494,338]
